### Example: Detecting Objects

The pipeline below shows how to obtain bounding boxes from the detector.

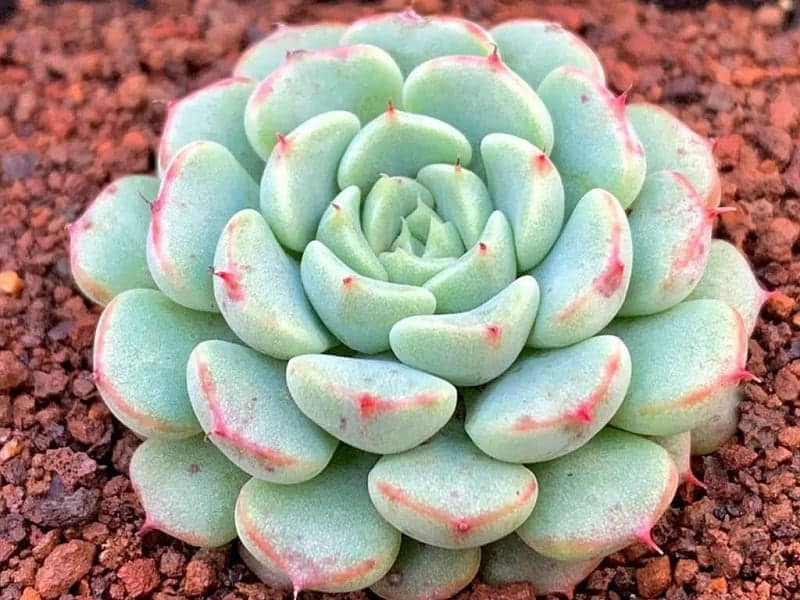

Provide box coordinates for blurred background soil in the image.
[0,0,799,598]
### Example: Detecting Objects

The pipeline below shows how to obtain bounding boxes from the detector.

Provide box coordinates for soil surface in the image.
[0,0,799,599]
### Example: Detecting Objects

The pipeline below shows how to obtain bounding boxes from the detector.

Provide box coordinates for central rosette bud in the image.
[325,166,486,287]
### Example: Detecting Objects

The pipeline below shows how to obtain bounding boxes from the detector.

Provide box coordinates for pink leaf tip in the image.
[636,527,663,555]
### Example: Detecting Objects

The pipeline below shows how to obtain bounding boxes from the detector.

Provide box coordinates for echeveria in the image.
[70,11,765,597]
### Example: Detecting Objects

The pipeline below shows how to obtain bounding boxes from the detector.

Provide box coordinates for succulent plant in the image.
[70,10,769,598]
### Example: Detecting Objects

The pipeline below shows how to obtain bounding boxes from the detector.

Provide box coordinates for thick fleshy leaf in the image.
[416,164,492,249]
[233,23,346,80]
[620,171,720,316]
[691,386,741,456]
[131,436,249,547]
[301,241,436,353]
[628,102,720,207]
[423,219,464,258]
[239,543,292,590]
[187,340,338,483]
[157,78,264,181]
[490,20,605,89]
[537,67,646,214]
[260,111,360,252]
[93,289,236,439]
[390,276,540,386]
[517,428,678,561]
[236,447,402,593]
[392,220,425,255]
[286,354,456,453]
[528,189,632,348]
[371,537,480,600]
[341,10,494,76]
[338,107,472,193]
[466,335,631,463]
[368,424,538,549]
[379,249,456,286]
[482,133,565,271]
[606,299,751,436]
[403,52,554,176]
[69,175,158,306]
[316,187,388,280]
[213,209,334,359]
[405,199,441,241]
[245,45,403,160]
[363,176,434,254]
[686,238,769,335]
[424,211,517,314]
[646,431,704,487]
[482,534,601,596]
[147,141,259,312]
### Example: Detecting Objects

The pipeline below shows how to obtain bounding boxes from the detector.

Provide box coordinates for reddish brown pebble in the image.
[182,559,216,597]
[636,556,672,598]
[0,351,29,392]
[118,558,160,598]
[713,134,743,169]
[778,426,800,449]
[21,588,41,600]
[674,558,699,586]
[0,270,24,295]
[764,291,795,319]
[34,540,96,599]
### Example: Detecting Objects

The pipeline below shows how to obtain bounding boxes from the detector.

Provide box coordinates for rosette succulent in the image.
[69,10,770,599]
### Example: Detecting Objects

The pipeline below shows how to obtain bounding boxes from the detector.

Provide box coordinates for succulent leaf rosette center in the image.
[69,11,768,599]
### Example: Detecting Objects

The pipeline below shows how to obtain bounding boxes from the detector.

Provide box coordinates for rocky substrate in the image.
[0,0,799,598]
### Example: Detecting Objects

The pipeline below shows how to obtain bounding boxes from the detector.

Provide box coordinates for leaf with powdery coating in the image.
[368,423,538,549]
[528,189,632,349]
[423,219,464,259]
[245,45,403,161]
[260,111,360,252]
[628,102,721,208]
[236,446,401,594]
[362,176,434,254]
[517,428,678,561]
[233,23,346,80]
[371,537,480,600]
[341,10,494,76]
[286,354,456,454]
[606,299,752,436]
[391,276,540,386]
[620,171,724,317]
[423,211,517,314]
[691,386,741,456]
[157,78,264,181]
[686,239,770,335]
[213,210,335,359]
[69,175,158,306]
[147,141,259,312]
[537,67,645,215]
[131,436,249,547]
[187,340,338,483]
[380,249,456,287]
[403,51,554,177]
[466,335,631,464]
[482,133,565,271]
[338,107,472,193]
[482,534,601,597]
[646,431,704,488]
[416,163,492,249]
[93,289,237,439]
[301,241,436,354]
[239,543,292,590]
[317,187,388,281]
[490,20,605,90]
